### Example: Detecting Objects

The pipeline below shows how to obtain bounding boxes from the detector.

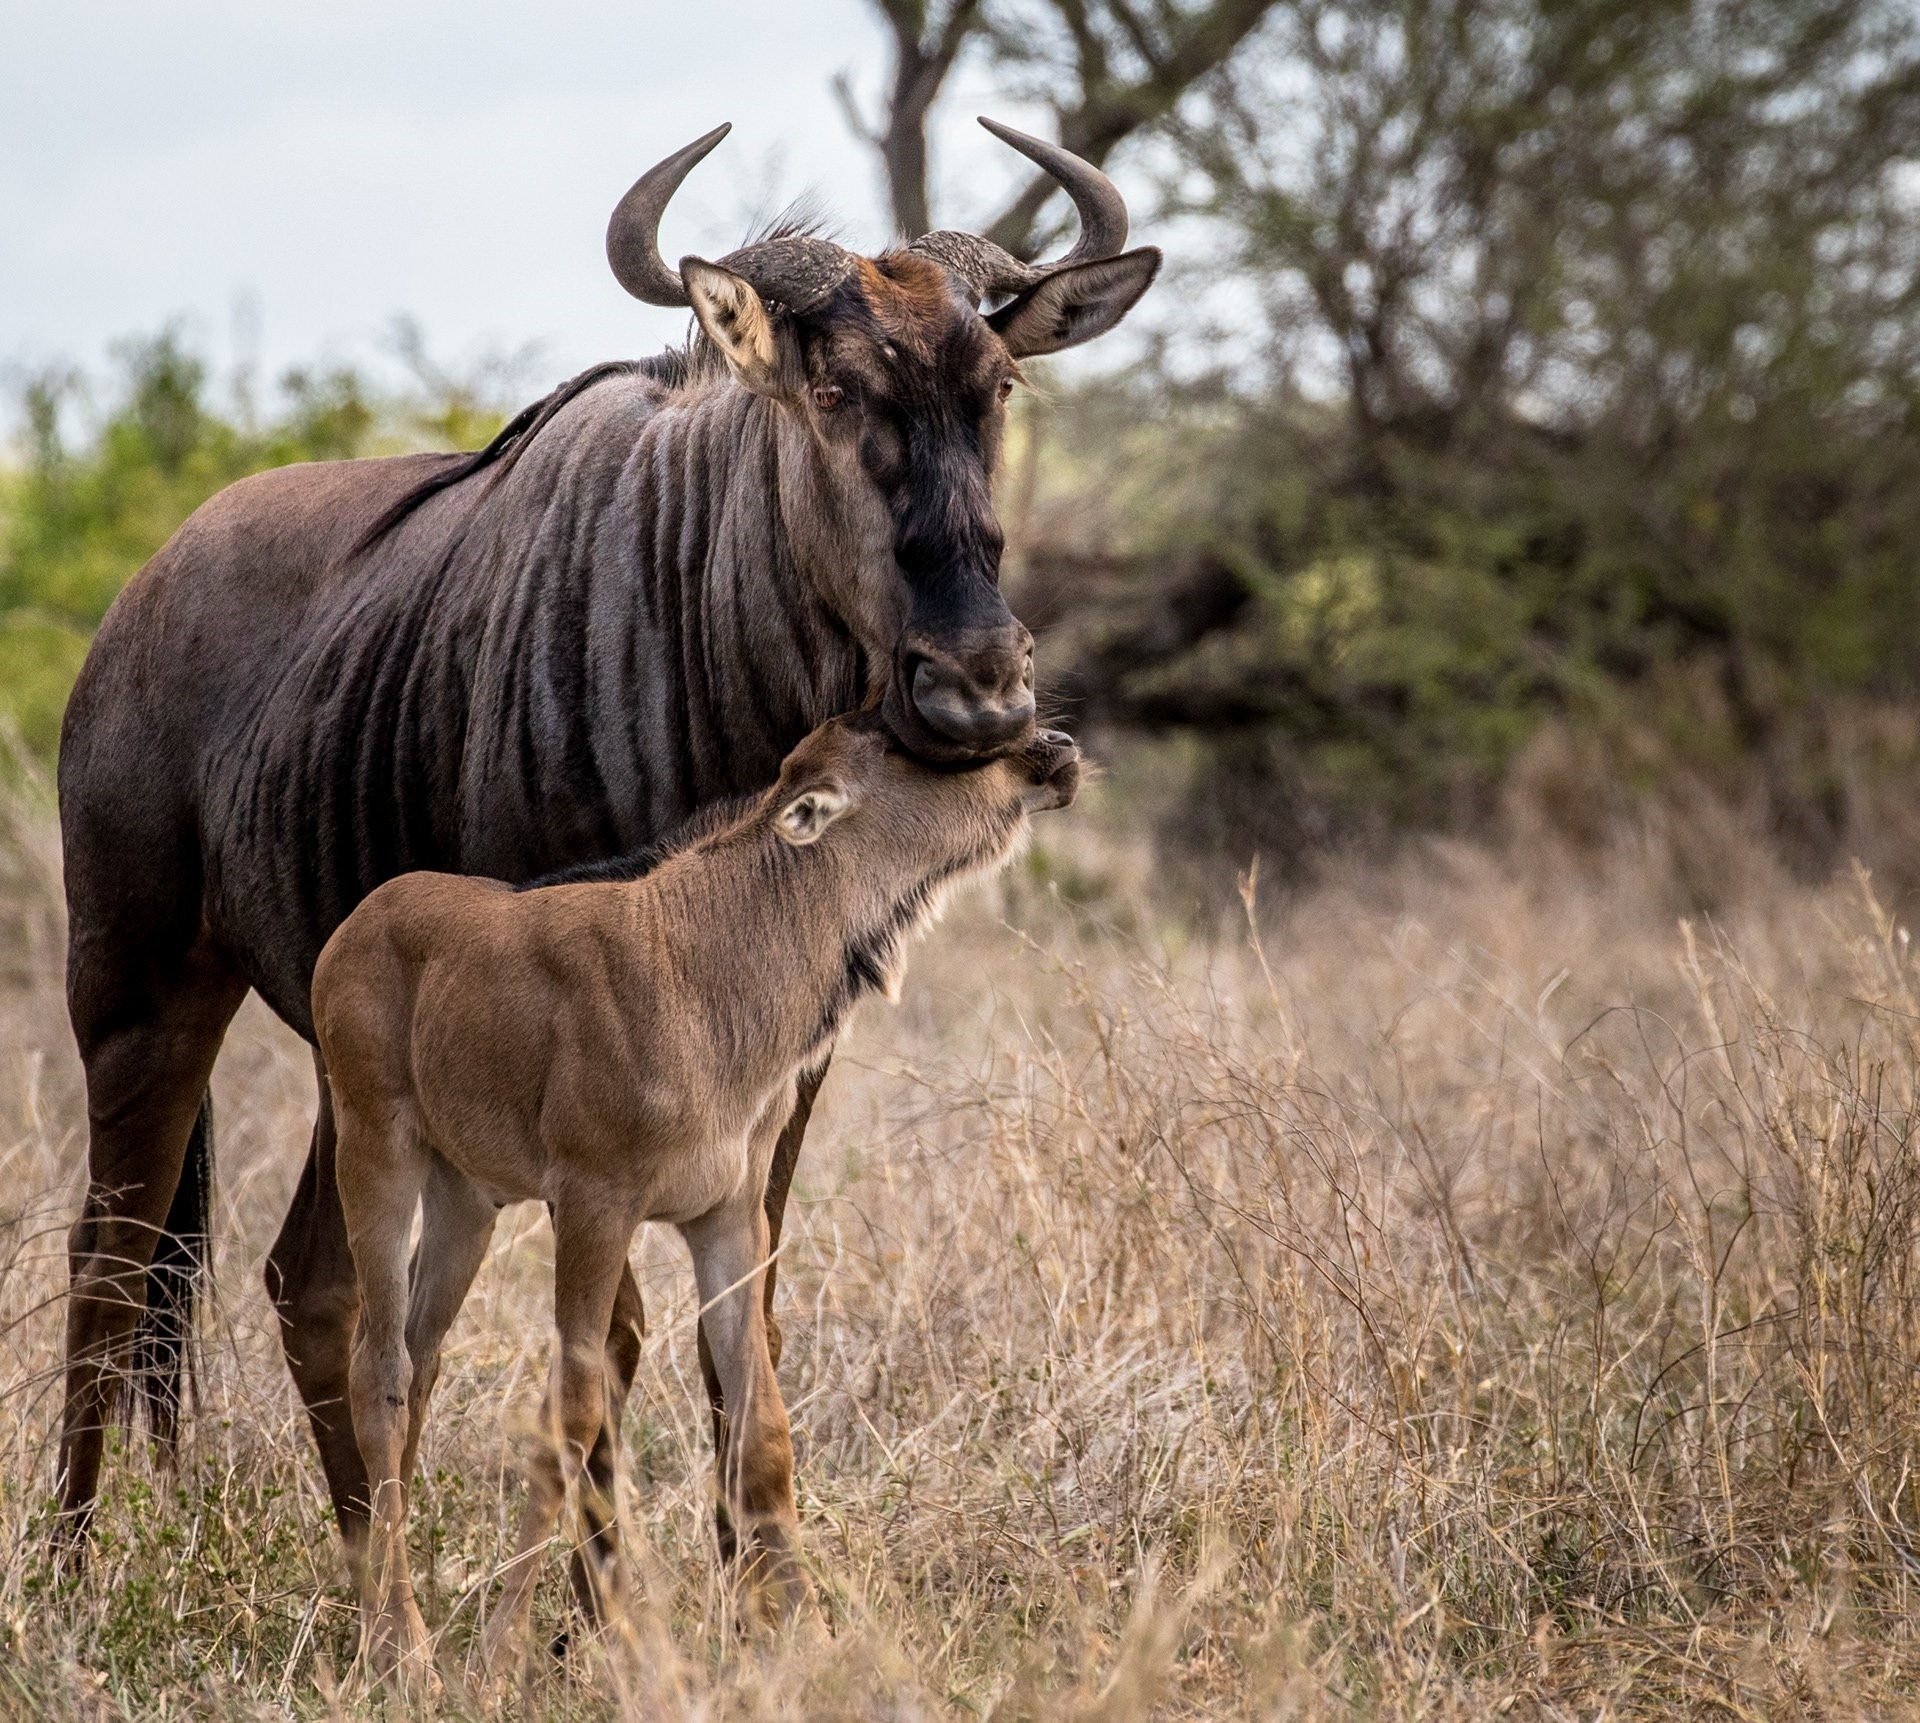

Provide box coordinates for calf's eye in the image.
[998,377,1015,403]
[812,384,845,412]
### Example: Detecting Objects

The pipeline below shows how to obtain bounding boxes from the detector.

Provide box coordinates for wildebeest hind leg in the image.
[58,931,245,1551]
[264,1053,374,1585]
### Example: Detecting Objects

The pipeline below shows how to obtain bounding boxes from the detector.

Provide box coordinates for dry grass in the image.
[9,765,1920,1719]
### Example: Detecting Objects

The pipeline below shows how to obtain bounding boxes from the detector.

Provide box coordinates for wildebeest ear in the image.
[775,782,852,846]
[987,247,1162,358]
[681,257,784,394]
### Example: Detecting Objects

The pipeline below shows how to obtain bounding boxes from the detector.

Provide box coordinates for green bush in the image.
[1025,0,1920,862]
[0,327,503,764]
[0,612,91,763]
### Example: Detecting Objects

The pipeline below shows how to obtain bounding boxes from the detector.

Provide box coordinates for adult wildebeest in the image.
[314,715,1081,1678]
[53,117,1158,1601]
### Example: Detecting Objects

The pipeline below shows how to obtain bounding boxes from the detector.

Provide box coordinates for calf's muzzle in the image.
[1020,728,1082,810]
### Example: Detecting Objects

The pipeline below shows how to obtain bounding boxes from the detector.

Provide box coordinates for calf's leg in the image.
[334,1098,434,1683]
[568,1260,645,1631]
[683,1194,806,1621]
[397,1159,498,1485]
[480,1197,634,1674]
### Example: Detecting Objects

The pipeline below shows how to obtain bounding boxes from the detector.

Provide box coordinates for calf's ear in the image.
[682,257,785,394]
[775,782,852,845]
[988,247,1162,357]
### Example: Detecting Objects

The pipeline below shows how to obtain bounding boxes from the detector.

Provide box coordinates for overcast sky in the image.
[0,1,1088,407]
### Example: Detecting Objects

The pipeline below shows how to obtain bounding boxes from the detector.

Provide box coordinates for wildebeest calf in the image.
[311,712,1081,1679]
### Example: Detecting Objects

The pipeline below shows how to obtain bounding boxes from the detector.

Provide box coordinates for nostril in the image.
[906,652,939,701]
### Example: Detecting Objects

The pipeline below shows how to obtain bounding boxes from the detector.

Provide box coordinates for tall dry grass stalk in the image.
[6,768,1920,1718]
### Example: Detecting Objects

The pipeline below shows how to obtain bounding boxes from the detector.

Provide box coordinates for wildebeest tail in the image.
[130,1091,214,1452]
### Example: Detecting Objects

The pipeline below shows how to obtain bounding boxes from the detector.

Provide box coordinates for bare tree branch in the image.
[846,0,989,237]
[843,0,1284,252]
[983,0,1280,256]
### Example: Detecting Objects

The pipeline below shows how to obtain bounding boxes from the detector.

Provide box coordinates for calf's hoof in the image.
[359,1598,438,1697]
[476,1606,535,1690]
[742,1527,812,1628]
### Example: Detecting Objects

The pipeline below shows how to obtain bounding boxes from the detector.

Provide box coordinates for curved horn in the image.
[910,117,1131,303]
[606,123,731,307]
[977,117,1128,267]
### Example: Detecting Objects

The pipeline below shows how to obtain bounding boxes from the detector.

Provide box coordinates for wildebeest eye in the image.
[812,384,846,412]
[997,377,1015,403]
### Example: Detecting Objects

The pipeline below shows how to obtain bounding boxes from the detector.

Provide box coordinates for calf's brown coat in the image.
[311,714,1080,1676]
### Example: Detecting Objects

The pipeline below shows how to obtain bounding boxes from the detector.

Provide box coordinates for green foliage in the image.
[0,612,91,762]
[0,327,506,764]
[1036,0,1920,857]
[0,331,378,632]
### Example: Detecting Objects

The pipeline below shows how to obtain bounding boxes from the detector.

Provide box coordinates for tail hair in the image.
[130,1092,214,1452]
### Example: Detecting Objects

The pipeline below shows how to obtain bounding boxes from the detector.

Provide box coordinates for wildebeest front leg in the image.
[698,1059,825,1562]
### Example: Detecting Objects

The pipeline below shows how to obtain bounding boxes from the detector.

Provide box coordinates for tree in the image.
[1189,0,1920,481]
[838,0,1282,253]
[1033,0,1920,855]
[837,1,987,239]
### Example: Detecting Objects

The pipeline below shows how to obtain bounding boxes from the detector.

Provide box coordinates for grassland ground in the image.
[8,758,1920,1719]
